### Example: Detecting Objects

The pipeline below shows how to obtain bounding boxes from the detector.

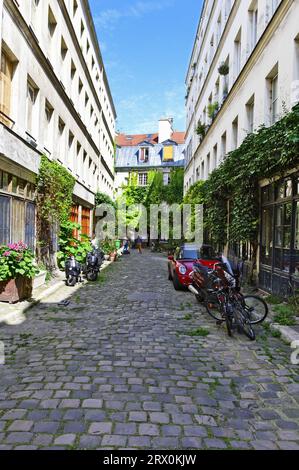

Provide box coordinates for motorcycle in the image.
[83,248,104,281]
[65,256,82,287]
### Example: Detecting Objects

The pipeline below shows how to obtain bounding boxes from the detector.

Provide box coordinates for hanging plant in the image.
[207,102,219,120]
[196,120,208,141]
[218,63,229,75]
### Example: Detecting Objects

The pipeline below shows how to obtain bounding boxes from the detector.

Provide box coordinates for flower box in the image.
[0,277,32,304]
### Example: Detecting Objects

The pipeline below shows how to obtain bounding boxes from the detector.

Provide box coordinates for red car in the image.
[168,244,220,290]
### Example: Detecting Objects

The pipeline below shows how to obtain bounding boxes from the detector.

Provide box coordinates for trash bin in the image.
[115,240,121,250]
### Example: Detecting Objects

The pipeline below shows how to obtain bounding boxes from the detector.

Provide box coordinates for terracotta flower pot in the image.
[0,277,32,304]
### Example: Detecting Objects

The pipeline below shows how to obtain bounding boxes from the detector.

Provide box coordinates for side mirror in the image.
[168,255,174,261]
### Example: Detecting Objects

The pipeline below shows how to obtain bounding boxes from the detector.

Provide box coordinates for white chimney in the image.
[158,117,173,144]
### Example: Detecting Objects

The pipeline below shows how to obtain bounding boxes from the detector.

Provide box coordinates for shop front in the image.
[260,171,299,296]
[0,167,36,251]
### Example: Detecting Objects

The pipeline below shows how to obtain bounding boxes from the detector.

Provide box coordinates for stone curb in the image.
[263,305,299,345]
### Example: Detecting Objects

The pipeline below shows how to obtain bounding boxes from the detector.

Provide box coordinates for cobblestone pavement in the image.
[0,250,299,450]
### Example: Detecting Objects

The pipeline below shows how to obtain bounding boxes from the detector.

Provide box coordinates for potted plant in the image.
[207,102,219,120]
[196,119,208,142]
[218,63,229,76]
[0,242,39,303]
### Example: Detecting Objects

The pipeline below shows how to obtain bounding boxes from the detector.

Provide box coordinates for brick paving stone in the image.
[7,420,34,432]
[54,434,76,446]
[0,250,299,450]
[88,422,113,435]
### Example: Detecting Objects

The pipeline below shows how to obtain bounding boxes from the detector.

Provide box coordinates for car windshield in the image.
[180,249,200,260]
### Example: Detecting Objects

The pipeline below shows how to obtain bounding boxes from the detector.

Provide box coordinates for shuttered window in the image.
[12,199,25,243]
[25,202,36,251]
[0,50,13,126]
[81,207,91,237]
[0,195,10,244]
[163,146,174,161]
[70,204,79,238]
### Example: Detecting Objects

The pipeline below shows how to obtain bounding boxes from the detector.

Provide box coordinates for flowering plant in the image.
[0,242,39,281]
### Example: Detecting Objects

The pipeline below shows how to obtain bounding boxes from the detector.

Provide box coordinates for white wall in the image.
[0,0,115,201]
[184,0,298,192]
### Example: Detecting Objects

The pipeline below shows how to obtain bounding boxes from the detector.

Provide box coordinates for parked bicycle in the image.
[189,259,268,340]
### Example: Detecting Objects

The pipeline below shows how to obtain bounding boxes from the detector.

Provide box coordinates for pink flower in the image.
[3,251,11,257]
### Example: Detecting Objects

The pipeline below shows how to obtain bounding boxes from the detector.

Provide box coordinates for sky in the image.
[89,0,203,135]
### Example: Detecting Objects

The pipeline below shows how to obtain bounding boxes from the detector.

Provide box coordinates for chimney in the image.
[158,117,173,144]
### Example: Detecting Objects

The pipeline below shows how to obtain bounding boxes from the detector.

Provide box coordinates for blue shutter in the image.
[25,202,36,251]
[0,195,10,244]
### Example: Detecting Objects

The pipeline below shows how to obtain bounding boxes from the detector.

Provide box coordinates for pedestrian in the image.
[136,235,142,254]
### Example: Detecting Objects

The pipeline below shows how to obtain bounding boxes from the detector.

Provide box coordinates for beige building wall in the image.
[0,0,116,209]
[185,0,299,192]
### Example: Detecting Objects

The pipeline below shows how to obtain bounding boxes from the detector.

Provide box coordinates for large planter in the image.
[0,278,33,304]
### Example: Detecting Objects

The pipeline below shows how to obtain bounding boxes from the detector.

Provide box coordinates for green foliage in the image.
[164,168,185,205]
[56,221,92,268]
[185,327,210,337]
[266,294,284,305]
[273,304,296,326]
[37,155,75,224]
[0,242,39,281]
[196,120,208,140]
[95,191,116,209]
[207,102,219,120]
[186,104,299,246]
[100,239,116,255]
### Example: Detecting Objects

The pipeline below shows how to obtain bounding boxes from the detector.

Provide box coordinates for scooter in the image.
[65,256,82,287]
[83,248,104,281]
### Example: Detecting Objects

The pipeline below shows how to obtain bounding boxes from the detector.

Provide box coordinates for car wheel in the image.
[168,266,173,280]
[173,272,183,291]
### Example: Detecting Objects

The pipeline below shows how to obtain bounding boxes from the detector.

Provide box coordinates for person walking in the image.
[136,236,142,254]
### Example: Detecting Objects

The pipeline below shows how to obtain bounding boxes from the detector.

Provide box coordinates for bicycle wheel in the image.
[234,304,256,341]
[205,300,223,322]
[224,309,233,337]
[242,295,268,324]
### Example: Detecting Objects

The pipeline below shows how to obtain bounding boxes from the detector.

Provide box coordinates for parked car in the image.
[167,244,219,290]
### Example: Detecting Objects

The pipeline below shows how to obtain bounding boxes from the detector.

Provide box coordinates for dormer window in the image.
[139,147,149,163]
[163,145,174,162]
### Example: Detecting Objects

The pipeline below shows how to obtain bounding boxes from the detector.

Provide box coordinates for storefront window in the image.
[274,203,292,272]
[261,207,273,266]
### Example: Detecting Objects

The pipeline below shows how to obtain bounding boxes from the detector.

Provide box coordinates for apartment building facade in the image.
[0,0,116,249]
[185,0,299,295]
[115,118,185,196]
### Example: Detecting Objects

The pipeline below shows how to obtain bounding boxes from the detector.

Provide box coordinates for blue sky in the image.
[89,0,203,134]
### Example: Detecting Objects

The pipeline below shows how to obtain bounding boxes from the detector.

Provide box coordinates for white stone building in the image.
[0,0,116,248]
[185,0,299,191]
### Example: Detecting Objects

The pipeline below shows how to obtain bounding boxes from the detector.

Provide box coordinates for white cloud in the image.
[95,1,173,30]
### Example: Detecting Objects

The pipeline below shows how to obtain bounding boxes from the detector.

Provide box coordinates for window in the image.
[234,29,241,79]
[232,116,238,150]
[249,3,258,51]
[78,78,83,94]
[26,79,38,135]
[213,144,218,170]
[68,131,74,169]
[221,132,227,160]
[61,37,68,60]
[48,7,57,37]
[138,173,148,186]
[206,153,211,178]
[163,146,174,161]
[246,95,255,133]
[71,60,76,80]
[139,147,149,163]
[0,49,13,126]
[216,14,222,44]
[270,74,279,124]
[81,207,91,237]
[73,0,78,16]
[44,100,54,149]
[80,20,85,38]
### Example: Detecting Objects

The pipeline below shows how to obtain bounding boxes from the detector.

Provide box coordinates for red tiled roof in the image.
[116,131,185,147]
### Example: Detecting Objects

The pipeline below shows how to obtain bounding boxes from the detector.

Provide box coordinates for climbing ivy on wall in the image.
[36,155,76,267]
[185,103,299,247]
